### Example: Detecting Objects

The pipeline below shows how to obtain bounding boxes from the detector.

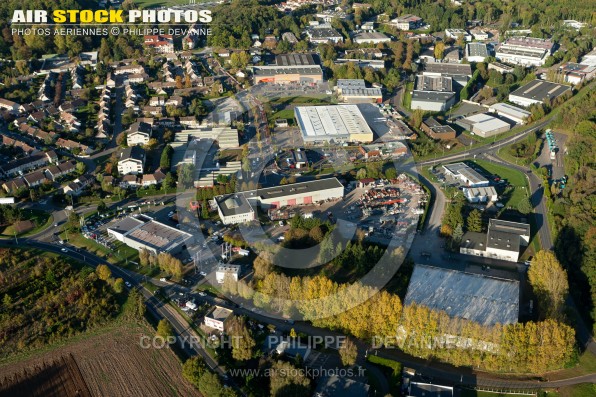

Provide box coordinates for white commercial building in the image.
[445,29,471,42]
[508,79,572,107]
[204,306,233,332]
[466,42,488,63]
[463,186,498,203]
[107,215,194,255]
[488,103,531,125]
[496,37,554,67]
[216,264,241,284]
[443,162,489,187]
[458,113,511,138]
[214,178,345,224]
[295,105,374,143]
[215,194,256,225]
[460,219,530,263]
[353,31,391,44]
[336,79,382,103]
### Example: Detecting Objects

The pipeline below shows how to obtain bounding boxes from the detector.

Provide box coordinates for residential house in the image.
[126,122,153,146]
[118,146,146,175]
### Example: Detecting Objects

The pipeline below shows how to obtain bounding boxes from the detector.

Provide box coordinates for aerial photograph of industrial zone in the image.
[0,0,594,396]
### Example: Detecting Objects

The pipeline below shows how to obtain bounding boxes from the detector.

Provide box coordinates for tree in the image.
[156,319,174,339]
[385,167,398,180]
[182,357,206,387]
[75,162,86,175]
[356,168,367,180]
[227,316,256,361]
[198,372,232,397]
[452,223,464,245]
[269,361,311,397]
[528,250,569,319]
[254,252,274,279]
[160,145,173,169]
[178,163,194,188]
[201,200,209,219]
[139,248,151,266]
[113,278,124,293]
[517,197,533,214]
[339,338,358,366]
[96,264,111,281]
[97,200,107,213]
[434,41,445,60]
[467,209,483,232]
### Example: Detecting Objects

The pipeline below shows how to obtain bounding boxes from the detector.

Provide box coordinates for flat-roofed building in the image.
[508,79,572,107]
[177,127,239,149]
[336,79,383,103]
[215,194,256,225]
[306,26,343,44]
[460,219,530,262]
[353,31,391,44]
[458,113,511,138]
[443,162,489,187]
[204,306,233,332]
[253,53,323,84]
[391,14,423,30]
[409,382,453,397]
[488,62,514,74]
[215,178,344,224]
[295,105,374,143]
[496,37,554,66]
[216,264,241,284]
[107,214,194,255]
[420,117,457,140]
[558,62,596,85]
[463,186,498,203]
[488,103,531,124]
[445,29,471,42]
[466,42,488,63]
[411,74,456,112]
[404,264,519,326]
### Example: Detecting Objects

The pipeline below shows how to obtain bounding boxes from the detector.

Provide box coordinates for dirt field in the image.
[0,324,200,397]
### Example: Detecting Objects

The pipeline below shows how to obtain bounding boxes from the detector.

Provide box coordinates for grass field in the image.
[469,159,529,208]
[0,209,53,238]
[403,81,414,109]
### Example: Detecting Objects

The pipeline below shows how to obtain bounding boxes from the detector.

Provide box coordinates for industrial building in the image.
[443,162,489,187]
[460,219,530,262]
[252,53,324,84]
[107,215,194,255]
[463,186,498,203]
[488,103,531,124]
[175,127,240,149]
[466,42,489,63]
[557,62,596,84]
[421,117,457,140]
[214,178,345,224]
[423,62,472,87]
[508,79,572,107]
[352,31,391,44]
[336,79,383,103]
[496,37,554,67]
[404,264,519,326]
[391,14,423,30]
[457,113,511,138]
[306,26,343,44]
[411,74,456,112]
[294,105,374,143]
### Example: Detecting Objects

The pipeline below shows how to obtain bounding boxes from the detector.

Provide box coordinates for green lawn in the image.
[403,81,414,109]
[468,159,529,208]
[554,383,596,397]
[0,209,53,238]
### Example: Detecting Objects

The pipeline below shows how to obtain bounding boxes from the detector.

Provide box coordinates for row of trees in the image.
[138,250,184,278]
